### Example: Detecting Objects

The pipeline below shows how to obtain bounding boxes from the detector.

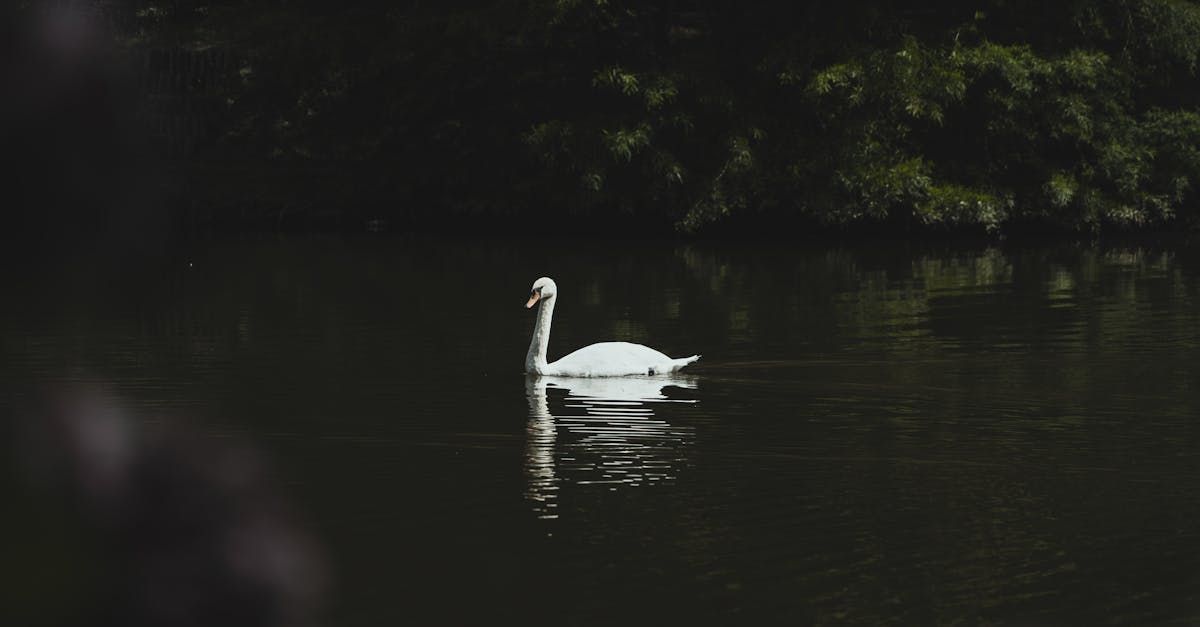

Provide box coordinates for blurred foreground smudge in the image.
[12,382,327,627]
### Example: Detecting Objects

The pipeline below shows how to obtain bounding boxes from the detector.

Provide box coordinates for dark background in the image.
[5,5,1200,623]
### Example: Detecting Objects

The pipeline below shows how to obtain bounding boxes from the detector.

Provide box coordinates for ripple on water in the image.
[524,376,697,518]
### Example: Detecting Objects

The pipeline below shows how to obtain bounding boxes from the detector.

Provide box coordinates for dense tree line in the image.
[15,1,1200,234]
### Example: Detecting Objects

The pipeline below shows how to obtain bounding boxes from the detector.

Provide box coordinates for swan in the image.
[524,277,700,377]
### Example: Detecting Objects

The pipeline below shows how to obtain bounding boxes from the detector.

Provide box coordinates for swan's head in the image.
[526,277,557,309]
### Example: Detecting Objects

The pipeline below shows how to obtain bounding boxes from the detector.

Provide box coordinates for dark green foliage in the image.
[94,0,1200,233]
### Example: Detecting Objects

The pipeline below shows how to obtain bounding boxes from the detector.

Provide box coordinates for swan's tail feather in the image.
[670,354,701,372]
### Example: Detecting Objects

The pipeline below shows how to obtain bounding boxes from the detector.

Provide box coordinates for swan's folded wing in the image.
[548,342,676,377]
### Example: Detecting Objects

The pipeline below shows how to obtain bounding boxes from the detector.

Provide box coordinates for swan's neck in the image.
[526,296,555,374]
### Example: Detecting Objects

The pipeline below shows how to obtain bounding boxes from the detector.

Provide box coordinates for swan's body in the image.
[524,277,700,377]
[537,341,698,377]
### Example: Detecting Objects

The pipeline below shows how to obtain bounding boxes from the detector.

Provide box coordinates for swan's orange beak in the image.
[525,291,541,309]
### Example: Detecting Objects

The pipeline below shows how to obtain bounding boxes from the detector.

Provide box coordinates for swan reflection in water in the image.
[524,375,697,520]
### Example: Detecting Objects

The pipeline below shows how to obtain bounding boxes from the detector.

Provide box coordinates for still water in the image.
[4,236,1200,625]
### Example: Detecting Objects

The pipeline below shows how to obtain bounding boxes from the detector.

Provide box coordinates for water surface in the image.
[4,236,1200,625]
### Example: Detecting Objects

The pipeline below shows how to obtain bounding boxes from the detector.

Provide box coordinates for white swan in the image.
[524,277,700,377]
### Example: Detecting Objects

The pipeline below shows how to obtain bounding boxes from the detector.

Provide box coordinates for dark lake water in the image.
[4,236,1200,625]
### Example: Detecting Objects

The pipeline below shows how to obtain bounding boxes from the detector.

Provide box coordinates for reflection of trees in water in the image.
[524,376,696,520]
[1,242,1185,359]
[679,245,1193,347]
[678,243,1195,386]
[4,241,1197,426]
